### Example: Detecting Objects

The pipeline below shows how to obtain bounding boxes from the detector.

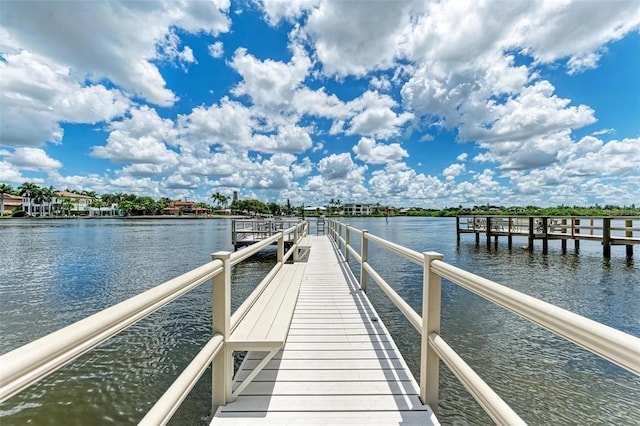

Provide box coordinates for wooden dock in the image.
[457,215,640,258]
[212,235,438,424]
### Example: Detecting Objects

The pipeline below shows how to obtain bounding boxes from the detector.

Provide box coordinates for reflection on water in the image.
[0,217,638,425]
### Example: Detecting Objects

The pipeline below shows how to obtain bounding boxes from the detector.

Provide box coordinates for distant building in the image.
[1,194,23,215]
[52,191,93,215]
[342,203,375,215]
[88,204,120,217]
[21,190,94,216]
[303,206,326,215]
[163,201,210,216]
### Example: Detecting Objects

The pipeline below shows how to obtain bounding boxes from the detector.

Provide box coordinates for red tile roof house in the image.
[163,201,211,216]
[1,194,23,215]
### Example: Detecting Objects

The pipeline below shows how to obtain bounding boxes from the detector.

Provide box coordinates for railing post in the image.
[345,225,351,262]
[277,231,284,263]
[360,230,368,292]
[211,251,231,410]
[293,226,299,262]
[421,251,444,411]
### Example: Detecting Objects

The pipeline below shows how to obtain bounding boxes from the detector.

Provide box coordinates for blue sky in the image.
[1,0,639,208]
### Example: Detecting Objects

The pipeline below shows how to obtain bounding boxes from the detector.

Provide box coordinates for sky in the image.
[1,0,639,208]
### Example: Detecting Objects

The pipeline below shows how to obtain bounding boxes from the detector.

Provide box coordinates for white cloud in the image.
[0,50,129,147]
[352,137,408,165]
[1,0,230,106]
[0,160,29,183]
[563,137,640,177]
[208,41,224,58]
[5,147,62,171]
[259,0,319,26]
[230,45,311,112]
[250,125,314,153]
[456,153,468,162]
[344,91,413,139]
[301,1,420,76]
[462,81,596,144]
[91,106,179,165]
[317,153,366,182]
[443,163,465,179]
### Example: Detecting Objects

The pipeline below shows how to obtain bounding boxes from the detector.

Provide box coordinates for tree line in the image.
[2,182,638,218]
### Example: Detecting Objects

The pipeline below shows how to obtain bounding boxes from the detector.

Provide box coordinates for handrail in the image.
[0,259,224,402]
[139,334,224,426]
[428,333,525,425]
[430,259,640,375]
[328,218,639,424]
[0,220,310,423]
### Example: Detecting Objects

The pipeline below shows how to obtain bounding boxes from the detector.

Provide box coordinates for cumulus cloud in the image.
[352,137,408,164]
[91,106,179,165]
[0,50,129,147]
[1,0,230,106]
[317,153,366,182]
[301,1,420,76]
[5,147,62,171]
[230,45,311,112]
[208,41,224,58]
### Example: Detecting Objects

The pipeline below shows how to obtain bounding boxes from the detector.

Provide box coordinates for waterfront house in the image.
[342,202,375,215]
[88,204,120,217]
[20,191,94,216]
[163,201,210,216]
[1,194,23,215]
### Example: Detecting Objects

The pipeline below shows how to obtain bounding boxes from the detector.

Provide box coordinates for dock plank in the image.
[212,235,438,425]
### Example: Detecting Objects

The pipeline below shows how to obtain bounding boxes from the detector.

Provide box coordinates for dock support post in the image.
[528,217,534,252]
[211,251,231,410]
[507,217,512,249]
[626,219,633,259]
[603,218,611,258]
[456,216,460,243]
[360,230,368,292]
[486,216,492,248]
[421,251,444,412]
[561,219,567,253]
[542,217,548,254]
[574,218,580,252]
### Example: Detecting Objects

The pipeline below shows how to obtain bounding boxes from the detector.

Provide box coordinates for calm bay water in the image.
[0,217,638,425]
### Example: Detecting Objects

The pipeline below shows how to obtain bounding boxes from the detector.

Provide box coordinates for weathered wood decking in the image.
[212,235,438,425]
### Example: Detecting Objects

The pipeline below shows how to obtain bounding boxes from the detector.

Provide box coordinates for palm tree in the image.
[0,183,13,216]
[18,182,39,216]
[212,191,227,209]
[40,186,55,217]
[32,187,45,216]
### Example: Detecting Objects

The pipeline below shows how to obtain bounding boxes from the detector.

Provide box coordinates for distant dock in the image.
[232,218,305,250]
[456,215,640,258]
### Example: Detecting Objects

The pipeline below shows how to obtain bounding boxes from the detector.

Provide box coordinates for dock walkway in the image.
[213,235,438,424]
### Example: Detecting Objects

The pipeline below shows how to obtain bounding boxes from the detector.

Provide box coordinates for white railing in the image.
[328,219,639,425]
[0,220,309,425]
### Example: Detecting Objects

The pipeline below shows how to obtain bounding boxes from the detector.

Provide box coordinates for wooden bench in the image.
[226,263,305,399]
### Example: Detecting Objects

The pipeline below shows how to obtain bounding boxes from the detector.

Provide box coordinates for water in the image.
[0,217,638,425]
